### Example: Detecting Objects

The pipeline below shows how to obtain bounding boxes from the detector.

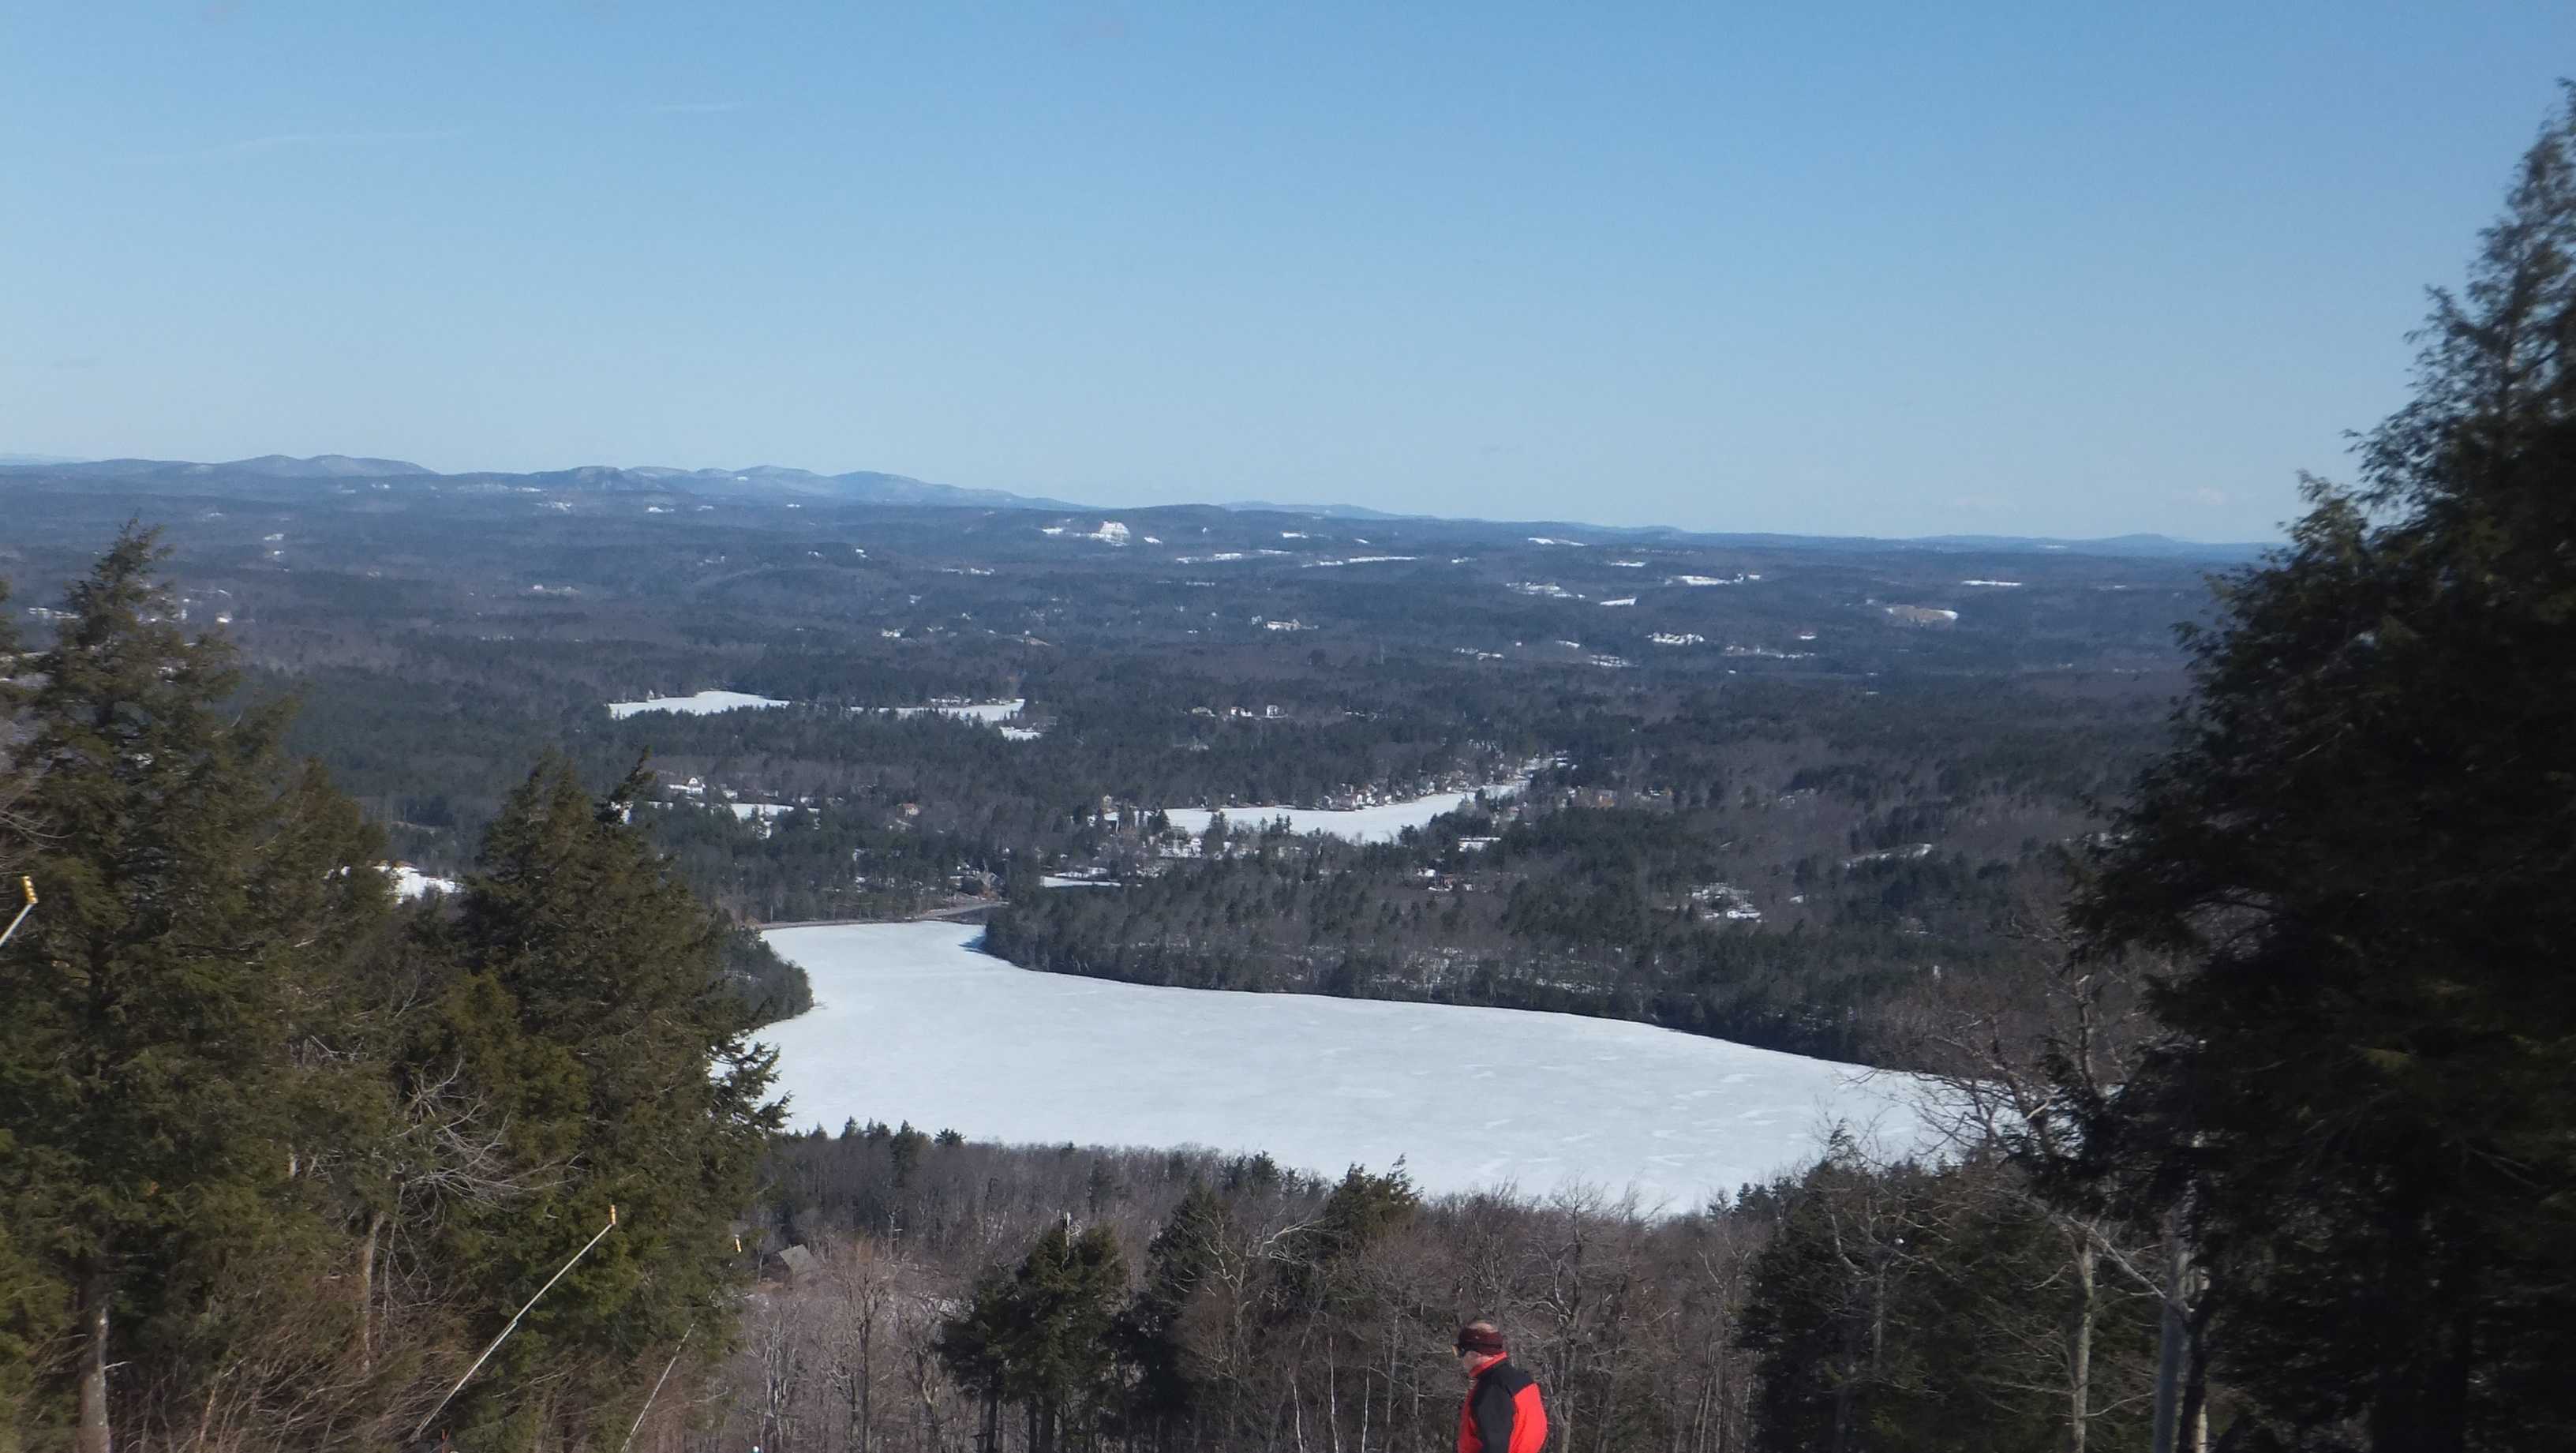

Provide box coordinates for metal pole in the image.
[0,877,36,949]
[411,1205,620,1442]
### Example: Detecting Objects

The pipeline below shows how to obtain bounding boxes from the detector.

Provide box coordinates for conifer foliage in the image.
[0,526,388,1453]
[0,531,782,1451]
[2072,94,2576,1451]
[937,1219,1130,1453]
[436,755,784,1447]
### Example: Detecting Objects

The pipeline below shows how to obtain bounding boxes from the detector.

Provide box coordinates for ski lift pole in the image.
[0,877,35,949]
[412,1205,620,1442]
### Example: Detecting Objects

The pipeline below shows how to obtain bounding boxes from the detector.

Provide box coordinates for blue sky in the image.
[4,4,2570,538]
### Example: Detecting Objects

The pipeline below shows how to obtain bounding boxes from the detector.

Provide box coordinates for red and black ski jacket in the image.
[1457,1356,1547,1453]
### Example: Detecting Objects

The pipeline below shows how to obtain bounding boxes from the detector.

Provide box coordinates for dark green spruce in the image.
[2069,92,2576,1452]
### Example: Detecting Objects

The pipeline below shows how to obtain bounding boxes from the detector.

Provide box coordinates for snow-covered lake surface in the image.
[1160,782,1524,845]
[607,690,791,719]
[886,698,1028,724]
[759,923,1939,1208]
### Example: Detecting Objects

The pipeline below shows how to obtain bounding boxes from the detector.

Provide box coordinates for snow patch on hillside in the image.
[1160,781,1525,845]
[385,865,459,899]
[607,690,791,718]
[884,699,1028,725]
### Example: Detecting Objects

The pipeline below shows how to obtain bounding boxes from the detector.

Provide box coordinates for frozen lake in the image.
[759,922,1939,1209]
[1160,782,1526,845]
[607,689,790,719]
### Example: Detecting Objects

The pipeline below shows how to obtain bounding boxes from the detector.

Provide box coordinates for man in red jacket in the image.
[1455,1321,1547,1453]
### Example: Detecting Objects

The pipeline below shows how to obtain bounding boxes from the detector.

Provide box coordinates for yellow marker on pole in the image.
[0,877,36,949]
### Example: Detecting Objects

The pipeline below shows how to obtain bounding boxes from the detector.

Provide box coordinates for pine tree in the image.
[1737,1147,2124,1453]
[0,575,45,1450]
[1118,1181,1232,1447]
[0,526,387,1453]
[938,1221,1129,1453]
[2072,92,2576,1451]
[433,753,781,1444]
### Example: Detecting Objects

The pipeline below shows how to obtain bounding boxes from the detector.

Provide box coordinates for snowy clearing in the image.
[385,865,459,899]
[883,698,1028,724]
[759,923,1941,1207]
[1160,781,1523,845]
[606,690,792,718]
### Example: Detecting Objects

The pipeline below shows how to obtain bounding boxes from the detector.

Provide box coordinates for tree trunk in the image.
[76,1264,110,1453]
[2150,1219,2188,1453]
[2066,1234,2095,1453]
[358,1210,387,1375]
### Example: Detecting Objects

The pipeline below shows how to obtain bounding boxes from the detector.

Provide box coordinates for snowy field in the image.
[759,923,1941,1209]
[605,695,1033,727]
[1160,781,1525,845]
[385,865,459,899]
[607,689,790,719]
[885,698,1027,723]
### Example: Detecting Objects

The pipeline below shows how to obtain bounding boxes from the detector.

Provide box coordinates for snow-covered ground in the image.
[759,923,1940,1208]
[1161,781,1522,845]
[385,865,459,899]
[607,690,791,719]
[886,698,1027,724]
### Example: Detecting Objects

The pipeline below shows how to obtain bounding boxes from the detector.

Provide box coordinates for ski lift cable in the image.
[411,1204,620,1442]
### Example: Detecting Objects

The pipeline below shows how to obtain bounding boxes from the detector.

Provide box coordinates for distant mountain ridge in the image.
[0,453,2268,558]
[0,454,1081,511]
[14,453,436,481]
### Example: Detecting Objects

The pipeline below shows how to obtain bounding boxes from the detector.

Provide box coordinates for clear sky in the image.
[5,4,2571,538]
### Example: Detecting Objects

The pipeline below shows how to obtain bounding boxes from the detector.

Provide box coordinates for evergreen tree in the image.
[1737,1146,2134,1453]
[0,575,45,1449]
[2072,92,2576,1451]
[938,1221,1129,1453]
[435,753,781,1445]
[0,526,386,1453]
[1117,1181,1232,1448]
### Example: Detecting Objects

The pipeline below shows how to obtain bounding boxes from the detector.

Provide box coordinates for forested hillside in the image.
[4,465,2203,1070]
[0,534,780,1451]
[987,676,2149,1067]
[7,91,2574,1453]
